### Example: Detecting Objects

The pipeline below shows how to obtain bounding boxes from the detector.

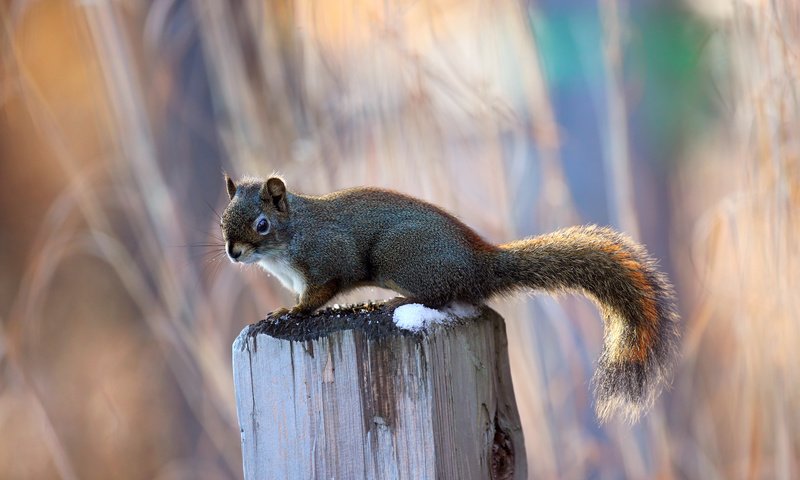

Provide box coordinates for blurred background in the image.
[1,0,798,478]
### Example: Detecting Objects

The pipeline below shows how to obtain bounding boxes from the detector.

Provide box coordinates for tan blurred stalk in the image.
[600,0,639,239]
[674,2,800,477]
[80,2,242,475]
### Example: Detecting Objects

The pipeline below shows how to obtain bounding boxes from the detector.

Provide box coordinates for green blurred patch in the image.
[630,6,714,160]
[529,9,604,88]
[530,5,715,162]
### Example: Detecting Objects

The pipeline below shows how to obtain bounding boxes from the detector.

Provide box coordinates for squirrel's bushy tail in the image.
[490,225,679,422]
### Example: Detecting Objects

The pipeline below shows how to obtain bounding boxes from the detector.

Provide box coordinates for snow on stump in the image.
[232,301,527,480]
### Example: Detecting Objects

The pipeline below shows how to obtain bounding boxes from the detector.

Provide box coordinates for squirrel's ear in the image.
[262,177,288,212]
[225,174,237,200]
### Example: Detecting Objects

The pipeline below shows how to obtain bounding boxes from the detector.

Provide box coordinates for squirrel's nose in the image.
[226,242,242,261]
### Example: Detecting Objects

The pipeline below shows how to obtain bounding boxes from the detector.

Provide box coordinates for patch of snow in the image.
[392,302,481,332]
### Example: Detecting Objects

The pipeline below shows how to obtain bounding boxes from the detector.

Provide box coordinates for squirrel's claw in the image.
[267,307,291,320]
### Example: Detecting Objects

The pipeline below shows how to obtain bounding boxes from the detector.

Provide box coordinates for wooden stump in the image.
[232,302,526,480]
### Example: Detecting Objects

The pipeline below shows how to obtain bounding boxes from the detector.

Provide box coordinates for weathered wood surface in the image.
[232,303,526,480]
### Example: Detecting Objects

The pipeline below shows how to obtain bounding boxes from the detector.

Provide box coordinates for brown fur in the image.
[221,176,680,422]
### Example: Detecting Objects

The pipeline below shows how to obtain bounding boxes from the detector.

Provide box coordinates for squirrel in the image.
[220,174,679,422]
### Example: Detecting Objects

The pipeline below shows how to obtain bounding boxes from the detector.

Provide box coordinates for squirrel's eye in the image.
[256,218,269,235]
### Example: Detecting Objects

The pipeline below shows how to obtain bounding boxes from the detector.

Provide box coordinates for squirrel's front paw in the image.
[267,307,291,320]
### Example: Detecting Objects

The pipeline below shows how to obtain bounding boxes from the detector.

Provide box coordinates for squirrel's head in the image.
[220,175,291,264]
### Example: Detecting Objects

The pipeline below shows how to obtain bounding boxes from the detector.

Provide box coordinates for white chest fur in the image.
[258,255,307,295]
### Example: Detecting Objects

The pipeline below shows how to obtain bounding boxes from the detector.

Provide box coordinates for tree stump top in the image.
[243,301,474,343]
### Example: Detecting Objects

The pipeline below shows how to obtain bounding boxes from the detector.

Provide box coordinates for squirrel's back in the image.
[300,187,496,251]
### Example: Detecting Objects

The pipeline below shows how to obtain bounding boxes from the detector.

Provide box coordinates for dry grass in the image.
[0,0,797,478]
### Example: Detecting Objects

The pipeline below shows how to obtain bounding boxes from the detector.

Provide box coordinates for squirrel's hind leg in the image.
[399,293,453,310]
[383,296,415,310]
